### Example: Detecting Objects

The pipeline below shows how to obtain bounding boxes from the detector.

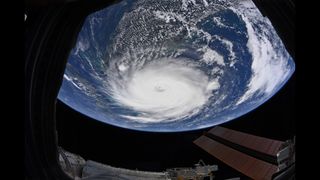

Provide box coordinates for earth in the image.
[58,0,295,132]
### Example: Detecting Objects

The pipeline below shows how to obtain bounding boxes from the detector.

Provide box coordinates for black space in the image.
[56,73,295,179]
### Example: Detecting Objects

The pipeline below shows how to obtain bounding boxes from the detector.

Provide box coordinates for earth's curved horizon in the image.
[58,0,295,132]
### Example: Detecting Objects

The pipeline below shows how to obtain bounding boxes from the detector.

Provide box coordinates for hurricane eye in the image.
[58,0,295,132]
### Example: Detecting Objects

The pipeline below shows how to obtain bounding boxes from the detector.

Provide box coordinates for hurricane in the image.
[58,0,295,132]
[107,58,220,123]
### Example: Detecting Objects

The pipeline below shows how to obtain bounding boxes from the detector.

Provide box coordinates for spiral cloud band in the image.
[108,59,220,122]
